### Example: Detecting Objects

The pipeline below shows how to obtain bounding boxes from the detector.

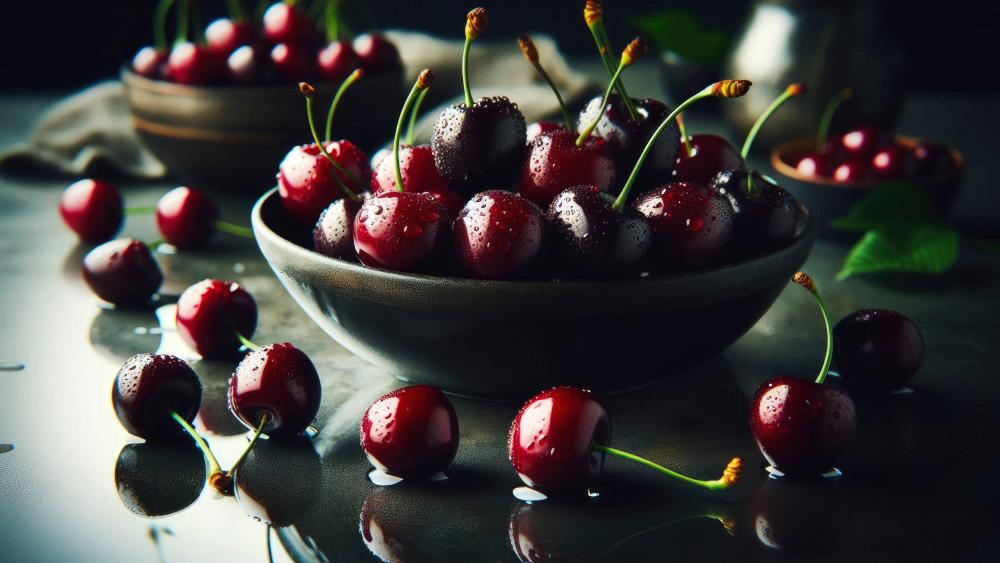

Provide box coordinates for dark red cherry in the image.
[226,44,269,85]
[353,191,448,271]
[633,182,735,265]
[576,94,681,195]
[517,129,615,208]
[313,196,364,259]
[112,353,202,440]
[278,140,370,224]
[228,342,321,436]
[834,309,923,393]
[176,279,257,360]
[82,239,162,306]
[132,46,167,78]
[155,186,219,250]
[526,120,564,143]
[115,440,206,517]
[317,40,358,83]
[361,385,459,479]
[672,134,744,186]
[167,42,223,85]
[233,435,321,526]
[432,96,527,195]
[839,126,886,157]
[795,148,839,179]
[546,185,650,271]
[454,190,545,279]
[832,158,874,183]
[262,2,315,45]
[508,386,610,493]
[270,42,317,82]
[709,169,798,250]
[59,178,123,244]
[352,33,402,73]
[205,18,257,56]
[749,376,856,476]
[370,145,461,219]
[871,144,915,179]
[912,142,955,178]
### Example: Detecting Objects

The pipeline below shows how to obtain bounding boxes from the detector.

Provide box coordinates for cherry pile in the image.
[131,0,400,86]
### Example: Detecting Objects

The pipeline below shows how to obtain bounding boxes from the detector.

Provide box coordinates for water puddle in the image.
[512,486,548,503]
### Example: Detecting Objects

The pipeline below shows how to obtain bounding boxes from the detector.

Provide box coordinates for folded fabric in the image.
[0,32,598,180]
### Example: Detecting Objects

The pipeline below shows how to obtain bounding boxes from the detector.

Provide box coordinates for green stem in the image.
[741,85,799,159]
[393,79,428,192]
[235,331,260,351]
[577,62,627,145]
[125,205,156,215]
[226,0,246,21]
[153,0,176,51]
[324,0,339,43]
[801,283,833,385]
[405,88,429,146]
[230,413,269,474]
[175,0,190,45]
[214,220,254,239]
[676,114,693,157]
[303,89,360,202]
[146,239,164,252]
[171,411,224,478]
[593,444,734,491]
[324,69,363,142]
[817,89,852,150]
[461,35,475,107]
[531,61,573,131]
[595,21,638,120]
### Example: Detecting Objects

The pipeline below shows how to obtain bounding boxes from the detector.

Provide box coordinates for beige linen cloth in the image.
[0,31,597,179]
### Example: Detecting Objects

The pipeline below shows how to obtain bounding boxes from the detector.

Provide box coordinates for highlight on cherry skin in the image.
[59,178,123,244]
[175,278,258,360]
[508,386,743,499]
[82,238,163,307]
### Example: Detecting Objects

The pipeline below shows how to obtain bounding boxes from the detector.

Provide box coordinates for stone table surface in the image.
[1,66,999,562]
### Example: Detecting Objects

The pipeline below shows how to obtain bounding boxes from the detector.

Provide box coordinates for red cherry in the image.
[517,129,615,208]
[176,279,258,360]
[262,2,315,45]
[360,385,460,479]
[832,159,873,183]
[353,191,449,271]
[228,343,321,436]
[59,179,123,244]
[834,309,924,393]
[795,150,838,179]
[871,144,915,179]
[545,185,650,271]
[313,196,364,259]
[278,140,370,224]
[155,187,219,250]
[912,142,955,178]
[270,42,317,82]
[633,181,735,265]
[112,353,202,440]
[671,134,745,186]
[454,190,545,279]
[526,120,565,143]
[226,44,268,85]
[370,145,461,219]
[167,42,223,85]
[839,126,886,156]
[82,239,162,306]
[352,33,401,73]
[132,46,167,78]
[317,41,358,83]
[205,18,257,57]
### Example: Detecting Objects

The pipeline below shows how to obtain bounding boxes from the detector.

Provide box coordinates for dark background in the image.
[0,0,997,92]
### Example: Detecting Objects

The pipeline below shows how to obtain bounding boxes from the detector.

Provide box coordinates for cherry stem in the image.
[226,0,246,21]
[393,72,432,192]
[229,412,270,475]
[577,61,627,145]
[593,444,742,491]
[404,88,429,146]
[235,330,260,351]
[171,411,224,480]
[587,21,638,121]
[146,239,164,252]
[324,69,363,142]
[175,0,190,45]
[675,114,693,157]
[741,83,803,159]
[793,273,833,384]
[324,0,339,42]
[519,36,573,131]
[213,220,254,239]
[153,0,176,51]
[301,84,361,202]
[817,88,853,150]
[461,35,475,108]
[125,205,156,215]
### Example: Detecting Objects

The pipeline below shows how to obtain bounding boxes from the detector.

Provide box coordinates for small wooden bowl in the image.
[121,68,405,191]
[770,136,965,241]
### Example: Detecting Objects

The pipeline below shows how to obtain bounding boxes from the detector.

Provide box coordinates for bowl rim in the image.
[120,66,401,98]
[770,134,966,189]
[251,187,816,292]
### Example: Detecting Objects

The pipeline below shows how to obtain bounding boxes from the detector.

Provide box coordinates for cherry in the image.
[82,238,162,306]
[112,353,202,440]
[546,185,650,271]
[832,158,874,183]
[270,42,317,82]
[795,148,838,179]
[226,44,269,85]
[155,186,218,249]
[710,169,797,251]
[229,342,322,436]
[634,182,735,265]
[871,144,915,179]
[454,190,546,278]
[313,196,364,259]
[526,120,564,143]
[361,385,460,479]
[795,89,853,179]
[834,309,923,393]
[371,145,461,219]
[115,440,205,517]
[132,46,168,78]
[167,41,223,85]
[839,126,887,157]
[749,273,857,477]
[317,40,358,83]
[353,33,402,73]
[234,435,321,526]
[509,386,742,495]
[205,18,256,57]
[263,1,316,45]
[432,9,527,194]
[912,142,955,178]
[175,278,257,360]
[672,134,744,186]
[59,178,123,244]
[518,130,615,208]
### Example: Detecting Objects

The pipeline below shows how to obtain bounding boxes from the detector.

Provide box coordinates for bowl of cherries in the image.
[769,90,964,240]
[252,7,816,400]
[121,0,404,189]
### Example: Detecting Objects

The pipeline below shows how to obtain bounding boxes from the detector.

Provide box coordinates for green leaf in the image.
[837,227,960,280]
[832,181,937,232]
[629,10,730,65]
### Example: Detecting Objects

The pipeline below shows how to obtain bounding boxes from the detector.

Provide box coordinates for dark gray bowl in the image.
[252,189,815,400]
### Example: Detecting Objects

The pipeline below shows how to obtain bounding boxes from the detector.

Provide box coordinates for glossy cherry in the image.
[871,144,915,179]
[454,190,546,278]
[546,185,650,271]
[353,33,402,73]
[526,121,564,143]
[370,144,461,219]
[115,440,206,517]
[82,238,163,306]
[912,142,955,178]
[176,279,257,360]
[262,1,316,45]
[270,42,317,82]
[839,126,887,157]
[517,130,615,208]
[634,182,735,265]
[361,385,460,479]
[167,41,223,85]
[317,40,358,83]
[710,169,797,251]
[832,158,873,183]
[795,148,838,179]
[205,18,256,56]
[59,178,123,244]
[226,44,268,85]
[749,273,857,477]
[132,46,168,78]
[229,342,322,436]
[672,134,744,186]
[112,353,202,440]
[313,196,364,259]
[155,186,219,249]
[353,191,448,270]
[834,309,924,393]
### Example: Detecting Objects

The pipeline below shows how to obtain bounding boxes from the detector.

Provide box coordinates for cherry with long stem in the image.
[324,68,364,143]
[299,82,361,202]
[392,69,435,192]
[518,35,572,131]
[460,7,488,107]
[593,445,742,491]
[741,83,805,159]
[583,0,638,120]
[816,88,853,150]
[170,411,231,494]
[577,37,646,145]
[404,88,429,146]
[793,272,833,384]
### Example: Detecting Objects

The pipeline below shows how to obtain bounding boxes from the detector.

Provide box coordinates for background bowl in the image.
[252,189,815,400]
[770,135,964,242]
[121,68,404,191]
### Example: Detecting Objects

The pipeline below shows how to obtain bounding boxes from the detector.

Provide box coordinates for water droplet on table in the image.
[512,486,548,503]
[232,262,246,274]
[368,469,403,487]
